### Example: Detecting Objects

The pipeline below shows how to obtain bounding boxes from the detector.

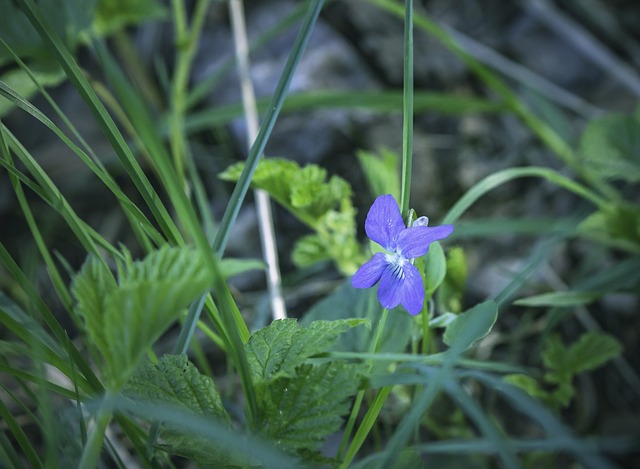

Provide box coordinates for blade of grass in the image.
[399,0,414,217]
[442,166,609,225]
[184,90,503,133]
[16,0,184,245]
[0,393,42,468]
[368,0,619,201]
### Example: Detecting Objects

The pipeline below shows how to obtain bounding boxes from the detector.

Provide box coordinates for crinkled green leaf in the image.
[245,318,367,382]
[221,159,364,274]
[579,108,640,183]
[356,147,400,200]
[71,256,117,359]
[259,362,365,453]
[301,279,412,355]
[443,300,497,351]
[93,0,167,35]
[71,246,214,388]
[125,354,228,420]
[124,354,243,467]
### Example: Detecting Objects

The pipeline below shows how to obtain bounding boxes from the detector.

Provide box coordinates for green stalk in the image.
[78,400,112,469]
[173,0,326,354]
[169,0,210,184]
[399,0,414,218]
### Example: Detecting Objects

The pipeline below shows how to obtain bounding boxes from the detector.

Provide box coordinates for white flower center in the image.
[385,251,407,280]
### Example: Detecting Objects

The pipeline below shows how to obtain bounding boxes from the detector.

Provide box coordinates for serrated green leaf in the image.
[356,147,400,200]
[514,291,601,308]
[125,354,228,420]
[578,204,640,251]
[221,158,364,274]
[443,300,498,351]
[543,331,622,386]
[104,247,214,387]
[93,0,166,35]
[71,256,117,359]
[72,246,215,388]
[124,354,241,467]
[245,318,366,382]
[301,279,412,355]
[579,109,640,183]
[259,362,364,453]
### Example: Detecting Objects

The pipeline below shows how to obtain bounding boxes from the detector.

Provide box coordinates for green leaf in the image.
[258,362,364,453]
[438,246,467,313]
[514,291,601,308]
[300,280,413,355]
[579,108,640,183]
[245,318,367,382]
[0,67,66,117]
[443,300,498,351]
[503,374,549,401]
[0,0,95,66]
[93,0,166,35]
[221,159,364,274]
[356,148,400,200]
[71,256,118,359]
[543,332,622,384]
[579,203,640,250]
[72,246,215,388]
[423,241,446,298]
[124,354,241,467]
[219,257,265,278]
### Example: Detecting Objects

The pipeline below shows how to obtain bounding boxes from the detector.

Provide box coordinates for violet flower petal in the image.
[400,263,425,315]
[396,225,454,259]
[377,264,404,310]
[352,252,387,288]
[365,194,406,249]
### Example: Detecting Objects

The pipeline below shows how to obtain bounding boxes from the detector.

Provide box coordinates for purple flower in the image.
[352,194,454,315]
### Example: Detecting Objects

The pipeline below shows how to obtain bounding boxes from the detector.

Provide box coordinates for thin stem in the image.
[399,0,414,218]
[169,0,210,185]
[229,0,288,321]
[337,309,389,461]
[78,400,112,469]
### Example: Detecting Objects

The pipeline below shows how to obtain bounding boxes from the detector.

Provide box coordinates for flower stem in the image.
[399,0,414,218]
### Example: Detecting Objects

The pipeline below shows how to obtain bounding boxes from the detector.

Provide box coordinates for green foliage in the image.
[245,318,367,381]
[423,241,446,298]
[245,318,367,457]
[356,147,400,200]
[71,246,215,389]
[515,291,601,308]
[506,331,622,408]
[579,107,640,183]
[578,203,640,252]
[220,158,366,274]
[0,0,95,67]
[93,0,166,35]
[437,246,467,313]
[124,354,245,467]
[301,280,414,354]
[443,301,498,351]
